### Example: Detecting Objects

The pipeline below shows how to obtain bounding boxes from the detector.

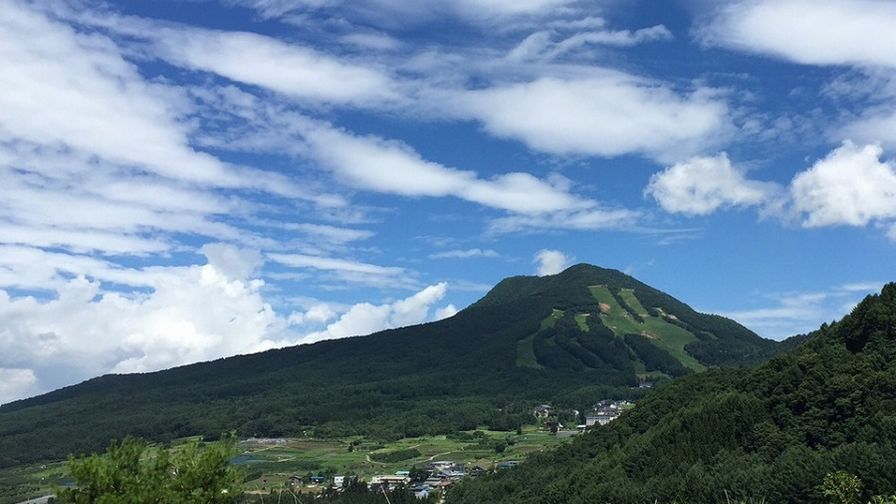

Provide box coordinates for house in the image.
[412,484,431,499]
[309,475,325,485]
[287,475,302,487]
[585,400,634,426]
[369,474,411,492]
[496,460,520,470]
[468,465,488,478]
[533,404,553,418]
[543,420,562,433]
[429,460,455,471]
[333,475,345,488]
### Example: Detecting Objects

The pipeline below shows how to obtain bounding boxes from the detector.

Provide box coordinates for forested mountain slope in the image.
[0,264,785,467]
[449,283,896,504]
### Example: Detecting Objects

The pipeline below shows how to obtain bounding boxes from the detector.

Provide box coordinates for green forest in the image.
[448,283,896,503]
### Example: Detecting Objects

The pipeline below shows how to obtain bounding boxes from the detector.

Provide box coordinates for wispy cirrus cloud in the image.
[429,248,500,259]
[715,280,887,340]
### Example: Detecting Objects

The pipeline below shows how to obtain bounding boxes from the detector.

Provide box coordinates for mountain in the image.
[449,283,896,504]
[0,264,784,467]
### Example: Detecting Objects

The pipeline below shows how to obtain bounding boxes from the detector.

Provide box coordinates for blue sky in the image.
[1,0,895,403]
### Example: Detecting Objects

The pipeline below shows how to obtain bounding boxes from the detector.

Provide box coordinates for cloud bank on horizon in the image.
[0,0,894,404]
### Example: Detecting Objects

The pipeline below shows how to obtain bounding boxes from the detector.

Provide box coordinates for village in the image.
[256,399,636,500]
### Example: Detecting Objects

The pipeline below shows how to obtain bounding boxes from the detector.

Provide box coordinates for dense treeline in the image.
[449,283,896,503]
[0,264,786,467]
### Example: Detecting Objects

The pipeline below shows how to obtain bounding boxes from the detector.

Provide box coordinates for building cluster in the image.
[285,459,504,499]
[584,400,633,427]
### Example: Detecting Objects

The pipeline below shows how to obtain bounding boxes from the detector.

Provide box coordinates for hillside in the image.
[0,264,783,467]
[449,283,896,503]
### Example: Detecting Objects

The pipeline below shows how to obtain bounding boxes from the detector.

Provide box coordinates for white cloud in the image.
[791,142,896,228]
[700,0,896,69]
[0,245,290,402]
[300,282,449,343]
[716,280,886,340]
[228,0,577,25]
[0,368,38,406]
[0,2,341,256]
[645,153,778,216]
[429,248,500,259]
[149,27,399,107]
[267,252,418,289]
[298,119,595,214]
[488,207,639,234]
[268,253,405,276]
[534,249,570,276]
[452,76,729,160]
[842,110,896,150]
[199,243,264,280]
[719,292,830,340]
[287,303,339,326]
[646,143,896,240]
[434,304,459,320]
[285,223,374,244]
[0,1,242,188]
[509,24,672,62]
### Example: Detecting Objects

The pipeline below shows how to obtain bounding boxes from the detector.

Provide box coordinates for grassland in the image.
[589,285,705,372]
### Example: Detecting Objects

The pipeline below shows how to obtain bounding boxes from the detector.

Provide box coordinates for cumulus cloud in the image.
[791,141,896,228]
[300,283,449,343]
[288,303,339,326]
[0,368,39,405]
[646,143,896,240]
[645,153,779,216]
[0,244,290,403]
[199,243,264,280]
[434,304,459,320]
[534,249,570,276]
[700,0,896,69]
[842,110,896,155]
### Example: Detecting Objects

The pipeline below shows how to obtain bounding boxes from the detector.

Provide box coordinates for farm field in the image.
[237,427,572,492]
[0,427,573,503]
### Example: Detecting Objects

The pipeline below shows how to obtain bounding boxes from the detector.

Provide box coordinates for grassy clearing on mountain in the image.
[588,285,704,372]
[515,335,542,369]
[574,313,590,332]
